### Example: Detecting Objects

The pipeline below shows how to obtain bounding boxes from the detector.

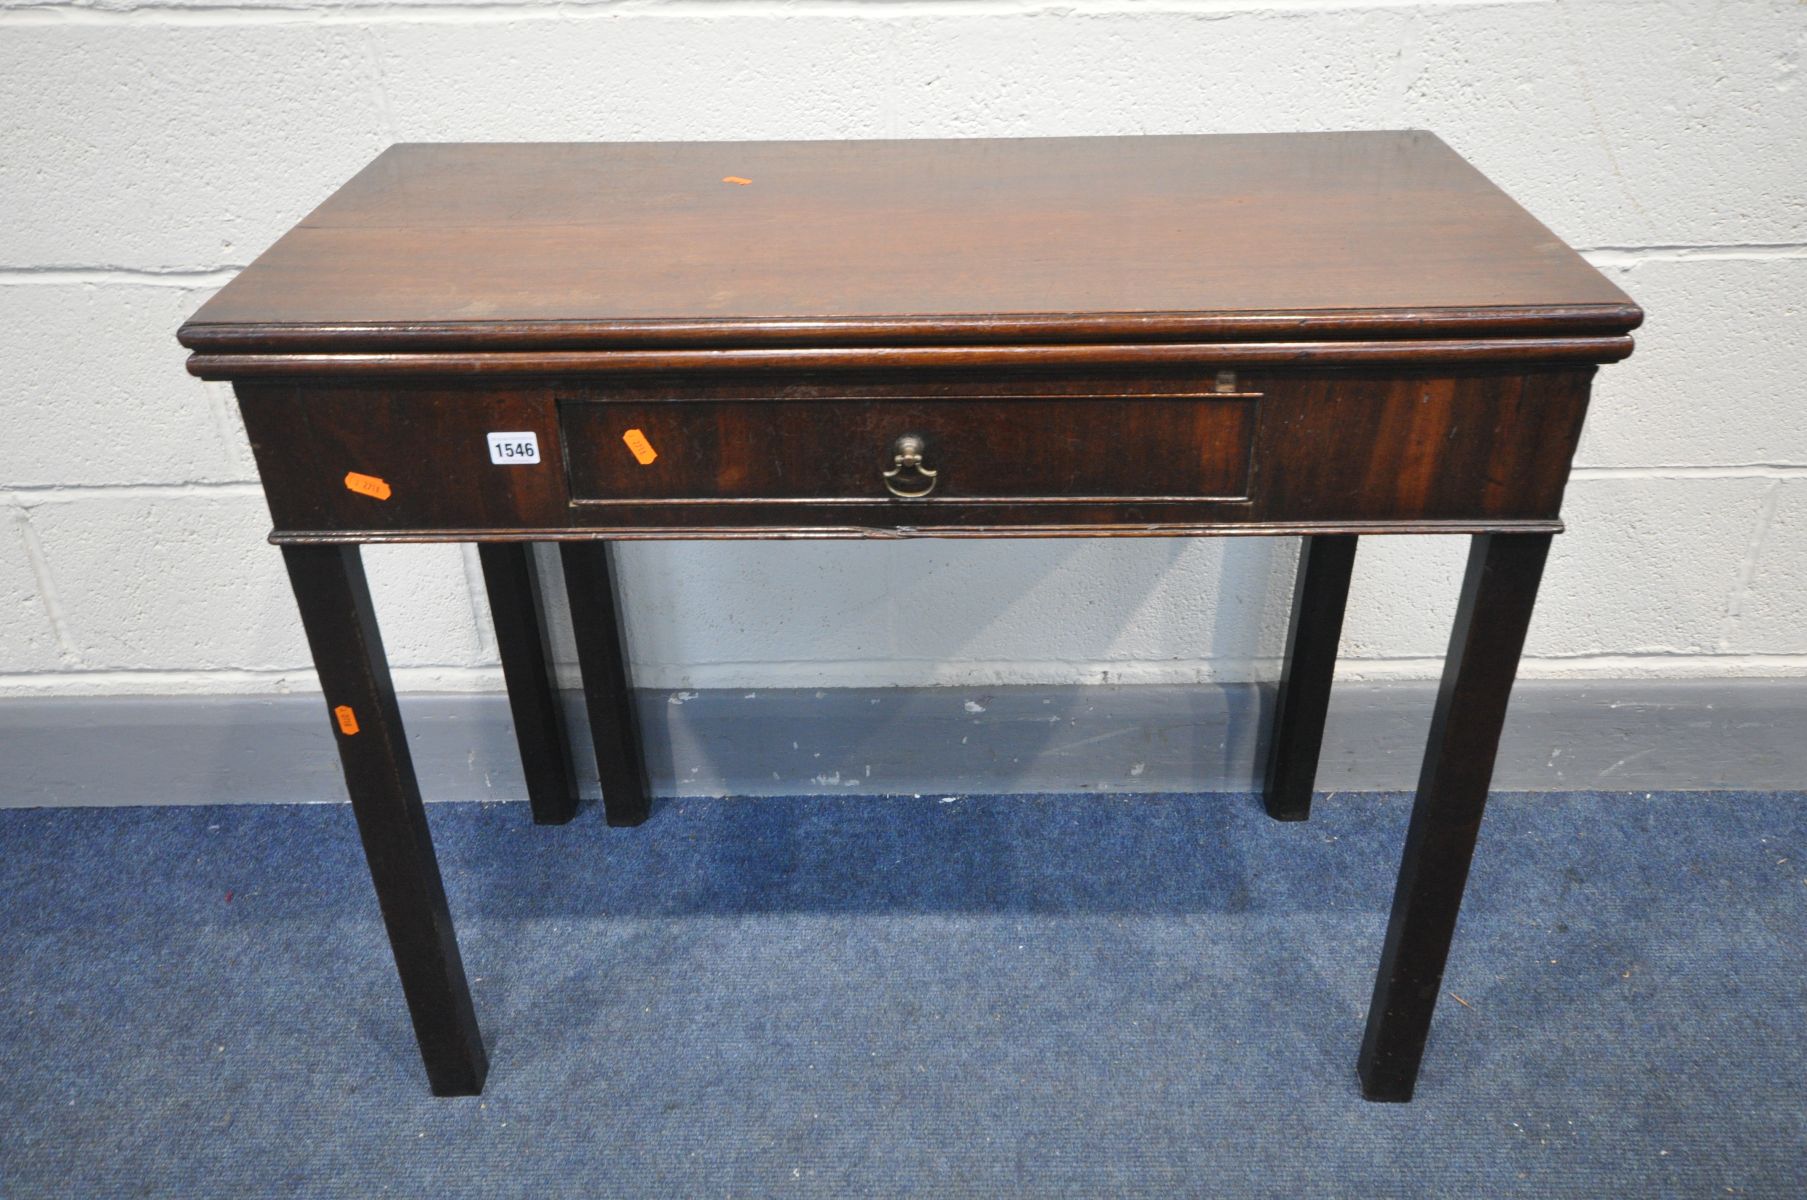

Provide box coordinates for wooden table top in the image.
[180,132,1640,355]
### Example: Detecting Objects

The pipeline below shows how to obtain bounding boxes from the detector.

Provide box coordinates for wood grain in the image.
[186,335,1632,379]
[179,134,1639,361]
[233,367,1593,539]
[560,394,1256,505]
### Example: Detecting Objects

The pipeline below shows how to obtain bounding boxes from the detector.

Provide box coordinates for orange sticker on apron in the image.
[343,472,392,501]
[622,428,658,465]
[333,705,360,736]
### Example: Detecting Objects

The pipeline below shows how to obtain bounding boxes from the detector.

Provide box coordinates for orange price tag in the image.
[343,472,392,501]
[622,428,658,466]
[333,705,360,736]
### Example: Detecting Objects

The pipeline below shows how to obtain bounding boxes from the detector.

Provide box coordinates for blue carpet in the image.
[1,791,1804,1197]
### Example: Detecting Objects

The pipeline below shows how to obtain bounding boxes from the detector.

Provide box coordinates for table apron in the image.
[235,366,1595,540]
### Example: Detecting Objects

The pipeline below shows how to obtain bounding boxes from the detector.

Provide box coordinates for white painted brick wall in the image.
[0,286,246,486]
[1,0,1802,697]
[1731,479,1807,655]
[1580,257,1807,468]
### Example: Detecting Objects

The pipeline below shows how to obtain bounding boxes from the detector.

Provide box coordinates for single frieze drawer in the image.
[559,395,1258,506]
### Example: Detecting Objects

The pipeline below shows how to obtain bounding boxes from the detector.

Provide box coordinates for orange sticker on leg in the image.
[333,705,359,736]
[622,428,658,465]
[343,472,392,500]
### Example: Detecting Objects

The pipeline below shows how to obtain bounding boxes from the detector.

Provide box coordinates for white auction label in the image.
[486,431,541,465]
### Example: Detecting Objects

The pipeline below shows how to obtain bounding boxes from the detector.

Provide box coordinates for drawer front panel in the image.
[560,396,1256,506]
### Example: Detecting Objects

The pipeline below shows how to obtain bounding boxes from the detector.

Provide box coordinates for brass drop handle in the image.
[882,434,939,499]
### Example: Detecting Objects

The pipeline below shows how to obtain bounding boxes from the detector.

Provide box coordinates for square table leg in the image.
[559,541,652,828]
[281,543,488,1096]
[478,542,580,825]
[1263,533,1359,822]
[1357,531,1552,1102]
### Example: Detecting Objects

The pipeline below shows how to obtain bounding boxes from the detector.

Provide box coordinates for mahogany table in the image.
[178,132,1640,1102]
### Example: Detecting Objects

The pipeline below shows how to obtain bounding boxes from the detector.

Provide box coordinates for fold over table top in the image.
[180,131,1640,370]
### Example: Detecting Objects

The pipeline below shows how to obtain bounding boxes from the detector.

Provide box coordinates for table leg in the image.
[479,542,579,825]
[559,541,652,827]
[1263,534,1358,821]
[1357,532,1551,1102]
[282,543,488,1097]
